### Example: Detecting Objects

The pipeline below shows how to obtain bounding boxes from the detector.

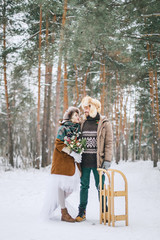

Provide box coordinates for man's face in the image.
[84,105,91,117]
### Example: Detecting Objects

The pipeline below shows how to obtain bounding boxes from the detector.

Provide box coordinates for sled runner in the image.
[97,168,128,227]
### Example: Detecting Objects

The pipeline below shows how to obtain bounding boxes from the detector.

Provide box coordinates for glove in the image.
[101,161,111,170]
[70,151,82,163]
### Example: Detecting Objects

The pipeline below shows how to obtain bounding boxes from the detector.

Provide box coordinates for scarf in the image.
[87,113,100,122]
[57,121,81,141]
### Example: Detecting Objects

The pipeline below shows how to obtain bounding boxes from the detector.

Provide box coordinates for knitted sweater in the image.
[81,114,100,168]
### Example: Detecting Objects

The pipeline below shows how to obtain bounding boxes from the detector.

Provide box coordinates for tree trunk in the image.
[132,99,136,162]
[100,59,106,115]
[46,65,53,166]
[3,1,14,167]
[155,71,160,138]
[74,64,79,106]
[82,52,94,97]
[154,71,160,166]
[118,92,123,160]
[83,67,90,97]
[42,16,49,168]
[147,43,158,167]
[115,71,120,164]
[42,16,53,167]
[63,59,68,113]
[123,95,129,162]
[35,4,42,169]
[125,134,129,161]
[122,142,125,160]
[55,0,68,136]
[138,107,144,160]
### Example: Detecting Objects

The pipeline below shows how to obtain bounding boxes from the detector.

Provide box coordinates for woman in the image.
[42,107,82,222]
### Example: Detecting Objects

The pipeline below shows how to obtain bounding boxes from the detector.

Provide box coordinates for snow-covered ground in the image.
[0,160,160,240]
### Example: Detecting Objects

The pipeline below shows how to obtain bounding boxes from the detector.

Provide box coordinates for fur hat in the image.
[63,106,80,121]
[81,96,101,118]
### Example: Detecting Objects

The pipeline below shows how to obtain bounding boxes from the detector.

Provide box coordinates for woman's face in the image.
[71,112,80,123]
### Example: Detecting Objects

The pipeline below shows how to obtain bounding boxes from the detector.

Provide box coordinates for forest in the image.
[0,0,160,170]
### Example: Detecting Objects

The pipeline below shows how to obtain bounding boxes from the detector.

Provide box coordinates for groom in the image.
[76,96,113,222]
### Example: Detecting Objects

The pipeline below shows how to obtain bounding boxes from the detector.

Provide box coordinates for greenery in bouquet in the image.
[64,132,86,154]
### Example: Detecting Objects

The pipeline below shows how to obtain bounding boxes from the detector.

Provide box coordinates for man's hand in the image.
[101,161,111,170]
[70,151,82,163]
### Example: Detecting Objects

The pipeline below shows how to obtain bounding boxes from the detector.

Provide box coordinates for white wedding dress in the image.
[41,164,80,219]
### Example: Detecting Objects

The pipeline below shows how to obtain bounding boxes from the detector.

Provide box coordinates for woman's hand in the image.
[70,151,82,163]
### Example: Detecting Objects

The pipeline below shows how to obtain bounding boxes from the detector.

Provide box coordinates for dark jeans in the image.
[79,167,107,211]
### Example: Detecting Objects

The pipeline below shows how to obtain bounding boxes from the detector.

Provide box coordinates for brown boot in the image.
[61,208,75,223]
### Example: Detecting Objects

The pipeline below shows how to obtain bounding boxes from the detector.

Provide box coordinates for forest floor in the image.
[0,160,160,240]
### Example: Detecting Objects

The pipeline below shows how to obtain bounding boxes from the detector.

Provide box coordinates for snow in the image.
[0,160,160,240]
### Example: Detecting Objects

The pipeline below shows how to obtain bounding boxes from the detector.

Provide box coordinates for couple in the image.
[42,96,113,222]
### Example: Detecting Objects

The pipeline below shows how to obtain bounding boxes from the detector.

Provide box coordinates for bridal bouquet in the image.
[64,132,86,154]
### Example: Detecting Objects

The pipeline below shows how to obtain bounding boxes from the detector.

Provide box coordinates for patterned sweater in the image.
[81,114,100,168]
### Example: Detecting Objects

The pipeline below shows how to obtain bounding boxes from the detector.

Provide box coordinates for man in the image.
[76,96,113,222]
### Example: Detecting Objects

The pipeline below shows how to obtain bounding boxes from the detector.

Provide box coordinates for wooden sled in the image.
[97,168,128,227]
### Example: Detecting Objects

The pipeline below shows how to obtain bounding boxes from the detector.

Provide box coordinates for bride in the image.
[42,107,82,222]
